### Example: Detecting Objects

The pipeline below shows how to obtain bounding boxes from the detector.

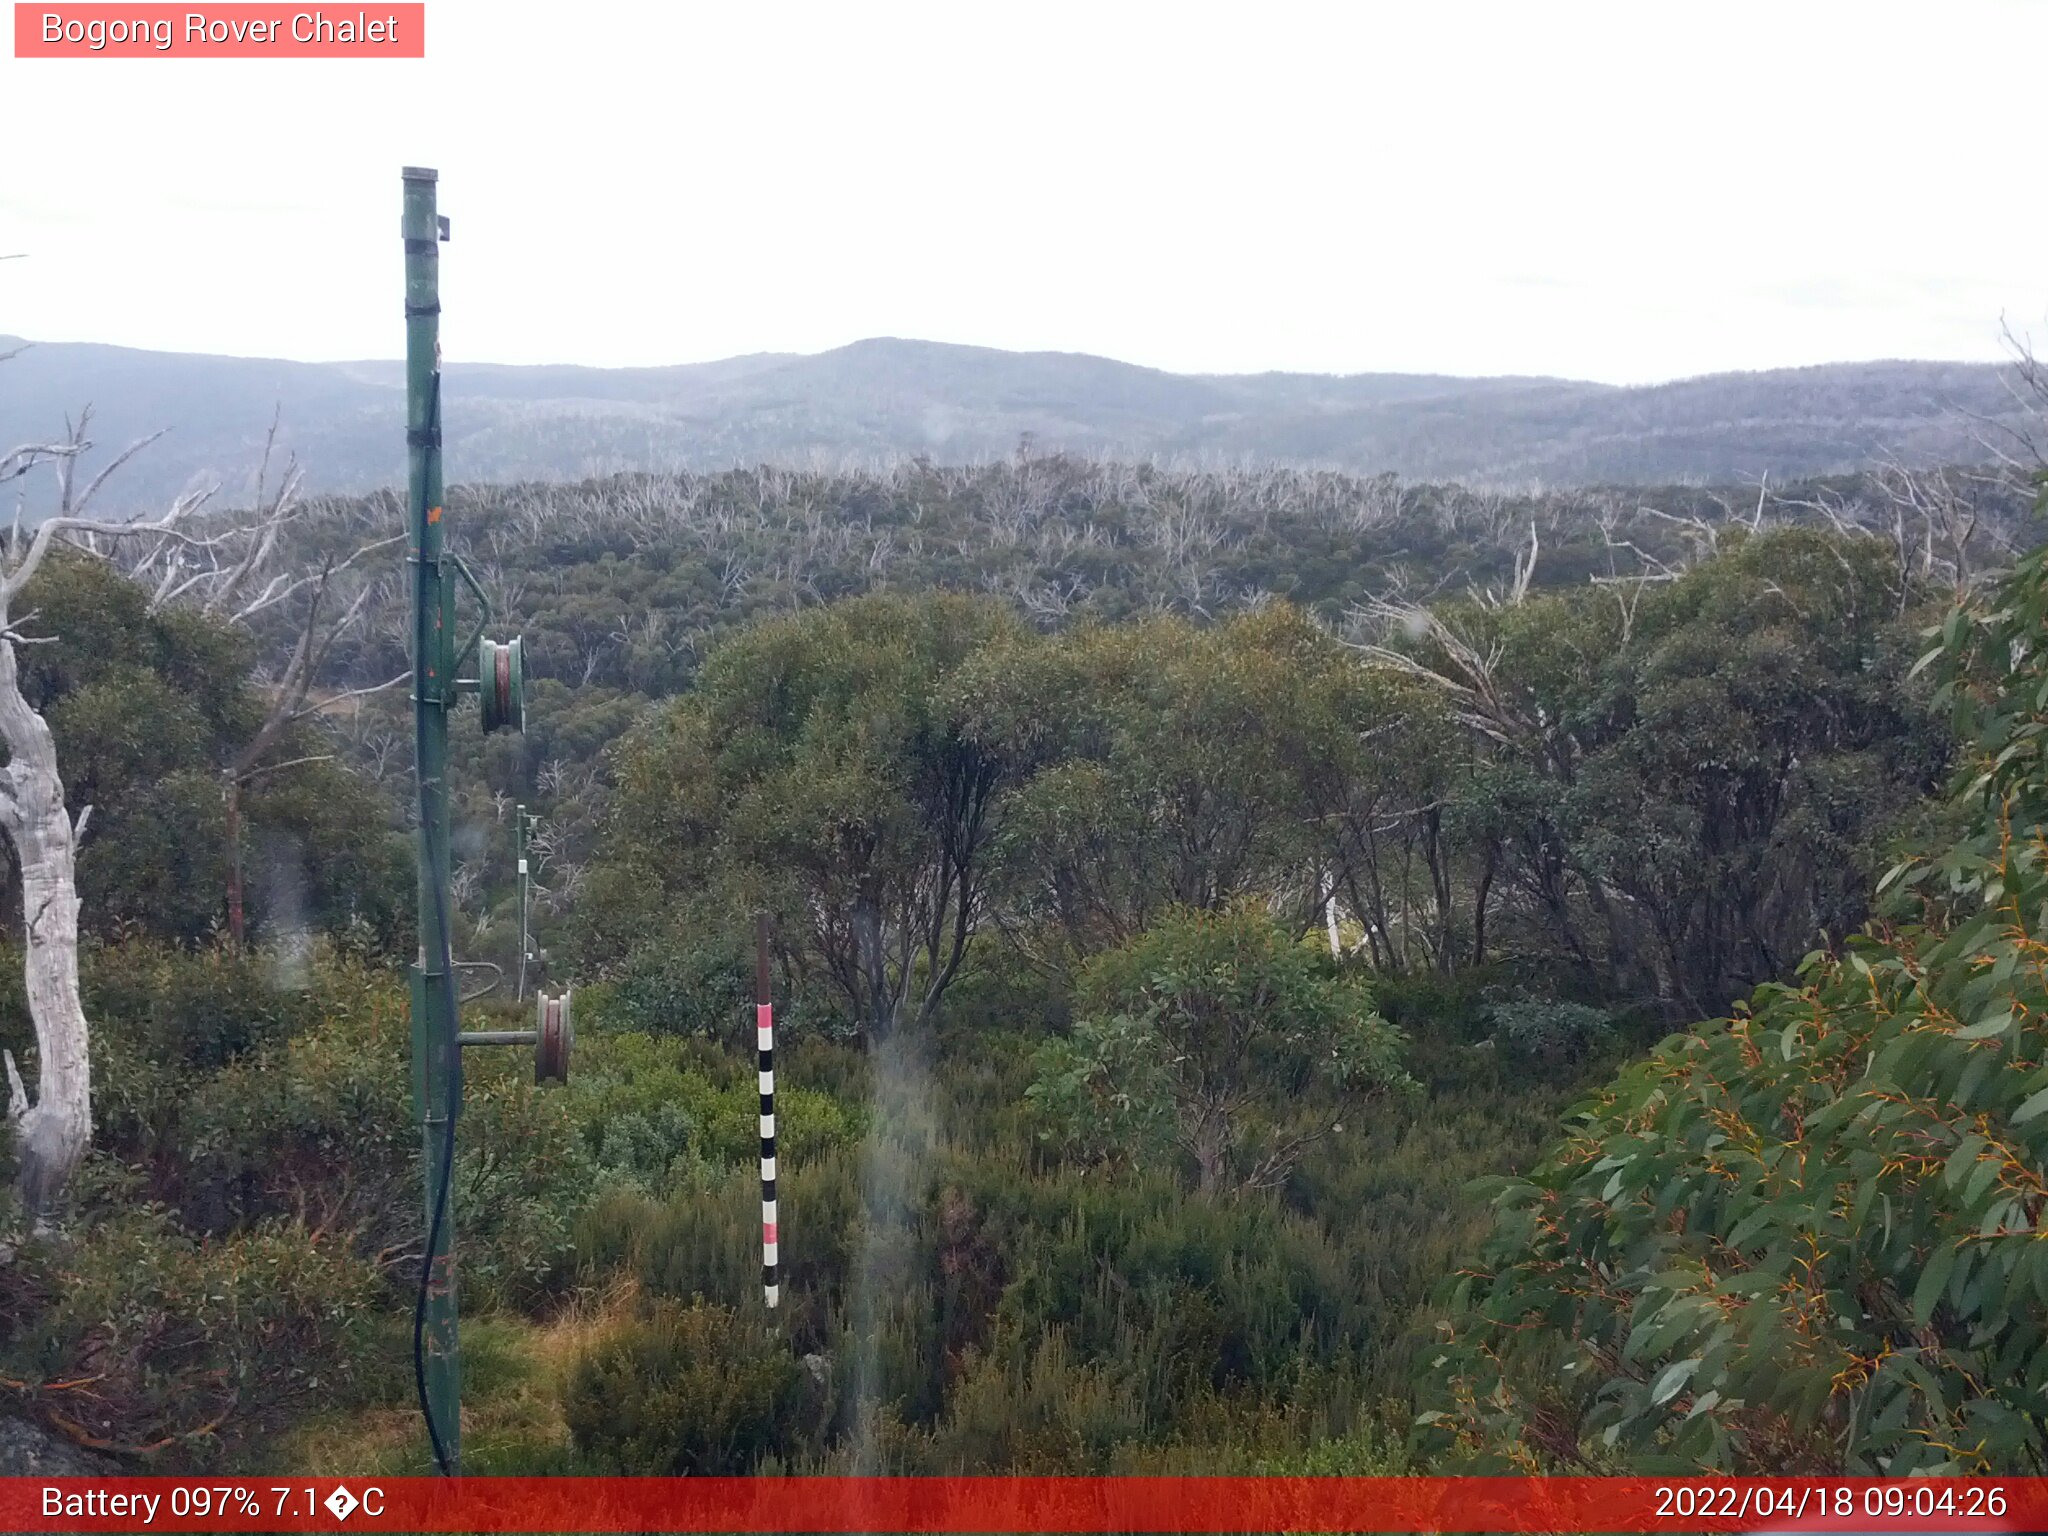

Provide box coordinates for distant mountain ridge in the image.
[0,334,2027,510]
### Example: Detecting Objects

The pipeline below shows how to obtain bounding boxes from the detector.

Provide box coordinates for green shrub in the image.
[163,957,412,1244]
[934,940,1070,1041]
[451,1050,601,1311]
[1250,1421,1410,1474]
[560,978,1581,1473]
[1030,906,1415,1195]
[1,940,348,1175]
[563,1299,829,1473]
[780,1035,871,1105]
[566,1031,862,1185]
[0,1201,382,1460]
[83,940,328,1072]
[596,937,748,1039]
[621,1150,861,1360]
[1481,998,1615,1070]
[883,1328,1148,1472]
[571,1184,666,1279]
[91,945,595,1312]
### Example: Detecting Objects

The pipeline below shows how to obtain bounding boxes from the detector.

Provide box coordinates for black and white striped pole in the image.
[756,913,779,1310]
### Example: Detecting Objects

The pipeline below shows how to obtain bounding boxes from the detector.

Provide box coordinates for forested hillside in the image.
[0,441,2042,1475]
[0,334,2031,510]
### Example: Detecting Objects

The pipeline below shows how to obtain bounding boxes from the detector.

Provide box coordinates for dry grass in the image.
[276,1276,638,1476]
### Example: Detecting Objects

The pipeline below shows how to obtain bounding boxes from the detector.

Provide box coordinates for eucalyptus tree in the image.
[976,606,1351,968]
[1362,526,1944,1014]
[1028,904,1416,1197]
[598,592,1026,1038]
[1418,538,2048,1475]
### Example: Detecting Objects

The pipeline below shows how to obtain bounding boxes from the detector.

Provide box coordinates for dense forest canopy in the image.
[262,456,2019,1006]
[0,441,2040,1476]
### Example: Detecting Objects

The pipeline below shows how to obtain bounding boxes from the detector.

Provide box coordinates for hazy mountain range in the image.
[0,334,2031,511]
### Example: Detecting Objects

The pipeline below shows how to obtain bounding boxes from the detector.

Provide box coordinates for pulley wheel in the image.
[480,635,524,735]
[535,989,572,1084]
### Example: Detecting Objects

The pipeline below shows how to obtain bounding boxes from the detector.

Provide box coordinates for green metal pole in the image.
[403,164,462,1474]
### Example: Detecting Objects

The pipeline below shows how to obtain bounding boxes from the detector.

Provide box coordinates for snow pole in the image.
[757,913,780,1309]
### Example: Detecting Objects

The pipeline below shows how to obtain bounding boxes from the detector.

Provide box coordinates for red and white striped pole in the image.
[756,913,779,1310]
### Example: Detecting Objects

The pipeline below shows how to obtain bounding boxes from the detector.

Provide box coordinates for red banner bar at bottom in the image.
[3,1476,2044,1533]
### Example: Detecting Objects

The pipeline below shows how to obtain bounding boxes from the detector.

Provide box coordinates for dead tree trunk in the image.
[0,403,226,1208]
[0,390,402,1207]
[0,636,92,1211]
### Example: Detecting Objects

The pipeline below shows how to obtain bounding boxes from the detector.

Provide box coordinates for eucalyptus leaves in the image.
[1419,542,2048,1474]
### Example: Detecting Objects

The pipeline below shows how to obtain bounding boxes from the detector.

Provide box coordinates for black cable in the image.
[411,857,459,1475]
[411,369,459,1477]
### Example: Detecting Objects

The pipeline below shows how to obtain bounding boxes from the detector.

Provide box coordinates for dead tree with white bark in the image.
[0,396,401,1208]
[0,410,233,1210]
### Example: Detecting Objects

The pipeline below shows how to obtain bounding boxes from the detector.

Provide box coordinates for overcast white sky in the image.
[1,0,2041,384]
